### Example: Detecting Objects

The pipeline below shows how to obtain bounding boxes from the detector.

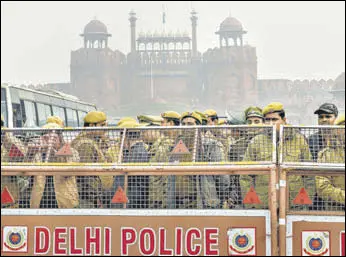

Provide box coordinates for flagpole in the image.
[162,4,166,33]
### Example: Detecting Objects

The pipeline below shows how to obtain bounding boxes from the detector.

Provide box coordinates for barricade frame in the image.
[1,125,277,166]
[279,166,345,256]
[279,125,345,255]
[285,215,345,256]
[1,165,278,256]
[1,125,280,254]
[279,125,345,167]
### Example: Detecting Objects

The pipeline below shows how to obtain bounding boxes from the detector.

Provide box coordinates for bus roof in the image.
[1,84,96,109]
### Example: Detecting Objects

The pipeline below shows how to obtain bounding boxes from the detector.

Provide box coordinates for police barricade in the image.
[1,126,277,256]
[279,125,345,256]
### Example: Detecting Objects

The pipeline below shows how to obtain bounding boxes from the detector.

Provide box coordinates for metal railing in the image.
[2,125,345,256]
[1,125,276,166]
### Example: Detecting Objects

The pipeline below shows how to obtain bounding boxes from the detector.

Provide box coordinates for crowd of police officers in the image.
[1,101,345,211]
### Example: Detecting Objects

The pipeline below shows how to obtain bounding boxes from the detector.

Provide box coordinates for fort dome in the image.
[220,16,243,31]
[83,19,108,34]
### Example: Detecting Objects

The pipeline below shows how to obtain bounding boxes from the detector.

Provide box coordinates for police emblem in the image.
[228,228,256,256]
[302,231,330,256]
[2,226,28,253]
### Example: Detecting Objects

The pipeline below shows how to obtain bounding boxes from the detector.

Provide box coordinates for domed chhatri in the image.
[80,19,111,49]
[220,16,243,32]
[83,19,109,35]
[215,14,247,47]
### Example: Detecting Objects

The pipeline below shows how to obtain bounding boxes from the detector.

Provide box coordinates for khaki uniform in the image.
[105,143,121,163]
[198,135,230,208]
[228,128,266,161]
[1,131,28,162]
[30,148,80,208]
[148,136,178,208]
[229,136,253,162]
[240,129,313,209]
[149,135,197,208]
[71,132,113,208]
[227,131,263,207]
[149,133,230,209]
[204,130,235,158]
[1,147,20,208]
[316,146,345,210]
[1,131,30,208]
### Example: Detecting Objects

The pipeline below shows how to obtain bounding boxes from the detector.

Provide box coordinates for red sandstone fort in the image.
[41,10,344,123]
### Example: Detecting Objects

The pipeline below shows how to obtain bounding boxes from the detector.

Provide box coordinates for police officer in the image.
[195,111,208,126]
[117,117,137,127]
[110,120,150,209]
[229,107,264,162]
[149,111,181,208]
[180,111,230,209]
[308,103,339,161]
[71,111,113,208]
[1,114,19,208]
[226,113,246,155]
[204,109,219,126]
[1,115,28,208]
[30,121,80,209]
[226,107,264,207]
[137,114,163,126]
[46,116,65,128]
[240,102,313,209]
[244,106,264,125]
[315,114,345,210]
[161,111,181,126]
[203,109,223,147]
[136,115,162,154]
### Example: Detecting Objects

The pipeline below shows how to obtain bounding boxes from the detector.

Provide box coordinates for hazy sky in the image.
[1,1,345,84]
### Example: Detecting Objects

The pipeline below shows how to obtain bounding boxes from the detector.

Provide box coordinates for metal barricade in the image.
[1,125,276,166]
[279,125,345,256]
[1,167,277,256]
[279,125,345,166]
[1,125,278,256]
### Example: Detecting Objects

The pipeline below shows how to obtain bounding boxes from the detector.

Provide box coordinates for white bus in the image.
[1,84,97,128]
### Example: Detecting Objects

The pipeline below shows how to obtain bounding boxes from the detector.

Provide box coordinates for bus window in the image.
[78,110,87,126]
[1,88,8,127]
[22,100,38,128]
[37,103,53,127]
[12,103,23,128]
[52,106,66,125]
[66,108,78,127]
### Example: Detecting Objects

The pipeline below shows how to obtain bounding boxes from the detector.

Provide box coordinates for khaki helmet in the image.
[262,102,284,115]
[46,116,64,128]
[181,111,203,125]
[84,111,107,124]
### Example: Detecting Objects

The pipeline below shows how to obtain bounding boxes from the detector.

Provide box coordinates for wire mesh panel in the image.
[1,128,123,165]
[1,126,276,166]
[1,175,34,209]
[287,174,345,212]
[1,126,275,210]
[148,174,270,209]
[147,174,234,209]
[1,173,271,210]
[199,125,275,164]
[281,125,345,165]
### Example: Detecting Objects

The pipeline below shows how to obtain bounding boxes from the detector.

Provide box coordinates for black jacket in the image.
[113,142,150,209]
[308,133,325,162]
